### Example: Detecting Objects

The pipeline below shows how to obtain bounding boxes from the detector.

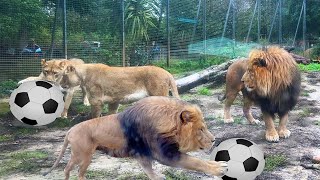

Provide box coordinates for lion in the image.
[60,63,180,118]
[43,96,228,180]
[241,46,301,142]
[18,58,89,118]
[218,58,261,125]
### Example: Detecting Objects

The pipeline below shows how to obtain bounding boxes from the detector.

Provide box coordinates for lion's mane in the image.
[245,46,301,114]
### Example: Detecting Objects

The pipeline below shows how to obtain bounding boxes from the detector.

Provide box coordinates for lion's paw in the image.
[83,99,90,106]
[207,161,228,176]
[278,128,291,138]
[248,119,261,125]
[265,130,279,142]
[224,118,234,124]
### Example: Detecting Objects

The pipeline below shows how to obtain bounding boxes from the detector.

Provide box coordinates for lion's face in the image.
[41,59,67,85]
[60,65,81,89]
[179,106,215,153]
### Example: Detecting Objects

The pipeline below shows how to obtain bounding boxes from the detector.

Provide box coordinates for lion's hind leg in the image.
[223,92,238,124]
[278,113,291,138]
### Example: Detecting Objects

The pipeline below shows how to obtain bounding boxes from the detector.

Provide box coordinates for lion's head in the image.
[241,46,298,97]
[178,105,215,153]
[41,59,68,84]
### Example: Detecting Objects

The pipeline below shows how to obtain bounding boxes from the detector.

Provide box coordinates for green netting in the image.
[188,37,261,58]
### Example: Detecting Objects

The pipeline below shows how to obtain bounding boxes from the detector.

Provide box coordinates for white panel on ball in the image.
[17,81,36,92]
[28,86,51,104]
[22,102,45,120]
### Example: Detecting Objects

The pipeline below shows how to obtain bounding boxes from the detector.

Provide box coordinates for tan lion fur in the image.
[18,58,89,118]
[43,96,227,180]
[241,46,301,142]
[60,63,180,118]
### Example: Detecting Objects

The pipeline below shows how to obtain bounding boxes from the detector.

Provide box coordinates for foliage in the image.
[298,63,320,72]
[310,45,320,60]
[265,154,287,171]
[153,56,227,75]
[197,87,212,96]
[0,80,17,98]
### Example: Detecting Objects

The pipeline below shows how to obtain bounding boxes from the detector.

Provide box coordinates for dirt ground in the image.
[0,72,320,180]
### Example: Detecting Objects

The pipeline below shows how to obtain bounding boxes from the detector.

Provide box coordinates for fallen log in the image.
[176,58,241,94]
[290,53,310,64]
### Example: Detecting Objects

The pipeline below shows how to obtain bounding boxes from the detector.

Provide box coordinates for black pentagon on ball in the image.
[236,138,253,147]
[222,175,237,180]
[43,99,58,113]
[15,92,30,107]
[21,117,38,125]
[36,81,52,89]
[215,150,230,161]
[243,157,259,171]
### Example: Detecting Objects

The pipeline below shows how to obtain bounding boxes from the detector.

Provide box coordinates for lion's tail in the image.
[218,93,226,101]
[169,76,180,98]
[43,131,70,176]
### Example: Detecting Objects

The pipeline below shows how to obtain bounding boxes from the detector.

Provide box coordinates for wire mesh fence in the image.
[0,0,319,82]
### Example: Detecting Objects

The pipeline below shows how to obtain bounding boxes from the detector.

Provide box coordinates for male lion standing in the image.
[241,47,301,142]
[43,96,227,180]
[60,63,180,118]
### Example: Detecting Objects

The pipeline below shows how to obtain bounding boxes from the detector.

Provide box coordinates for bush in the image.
[311,45,320,60]
[0,80,17,98]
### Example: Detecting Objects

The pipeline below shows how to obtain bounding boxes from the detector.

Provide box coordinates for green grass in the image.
[0,150,48,176]
[47,117,74,128]
[265,154,287,171]
[153,56,227,75]
[299,108,311,118]
[0,134,13,142]
[197,87,212,96]
[85,169,116,179]
[117,172,149,180]
[0,102,10,117]
[0,80,18,98]
[298,63,320,72]
[164,169,192,180]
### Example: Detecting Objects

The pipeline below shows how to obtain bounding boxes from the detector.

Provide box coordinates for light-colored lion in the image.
[43,96,227,180]
[241,46,301,142]
[18,59,89,118]
[60,63,180,118]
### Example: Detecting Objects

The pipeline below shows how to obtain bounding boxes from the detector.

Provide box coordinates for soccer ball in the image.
[9,80,64,126]
[210,138,265,180]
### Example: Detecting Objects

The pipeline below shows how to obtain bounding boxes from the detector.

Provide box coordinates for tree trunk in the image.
[176,58,239,94]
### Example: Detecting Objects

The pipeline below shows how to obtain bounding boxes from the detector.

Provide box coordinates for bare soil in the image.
[0,72,320,180]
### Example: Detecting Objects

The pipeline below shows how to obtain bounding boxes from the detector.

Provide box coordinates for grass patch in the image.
[0,102,10,117]
[298,63,320,72]
[153,57,227,75]
[14,127,39,136]
[47,117,74,128]
[265,154,287,171]
[164,169,191,180]
[117,172,149,180]
[197,87,212,96]
[300,90,310,97]
[0,150,48,176]
[0,134,13,142]
[85,169,116,179]
[299,108,310,118]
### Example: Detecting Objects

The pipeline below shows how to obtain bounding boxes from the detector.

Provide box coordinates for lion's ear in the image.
[59,61,67,70]
[65,65,75,74]
[254,58,267,67]
[41,59,47,67]
[180,110,194,124]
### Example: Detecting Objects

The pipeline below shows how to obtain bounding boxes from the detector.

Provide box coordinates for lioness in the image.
[219,59,260,124]
[240,47,300,142]
[18,58,89,118]
[60,63,180,118]
[43,96,227,180]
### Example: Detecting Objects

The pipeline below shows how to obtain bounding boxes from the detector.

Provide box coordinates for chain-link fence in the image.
[0,0,319,81]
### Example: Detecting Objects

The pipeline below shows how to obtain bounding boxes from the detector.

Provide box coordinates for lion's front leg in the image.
[137,157,164,180]
[169,154,227,177]
[278,113,291,138]
[61,87,75,118]
[263,112,279,142]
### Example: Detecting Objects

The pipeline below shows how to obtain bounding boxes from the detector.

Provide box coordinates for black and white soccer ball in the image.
[9,80,64,126]
[210,138,265,180]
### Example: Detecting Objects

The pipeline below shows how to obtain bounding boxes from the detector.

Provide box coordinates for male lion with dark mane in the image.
[220,46,301,142]
[43,96,227,180]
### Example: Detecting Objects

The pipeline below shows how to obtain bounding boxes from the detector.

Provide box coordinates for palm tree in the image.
[125,0,157,41]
